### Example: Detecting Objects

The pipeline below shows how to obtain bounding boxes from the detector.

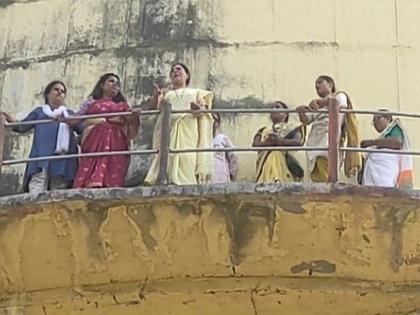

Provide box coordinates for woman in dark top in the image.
[2,81,83,193]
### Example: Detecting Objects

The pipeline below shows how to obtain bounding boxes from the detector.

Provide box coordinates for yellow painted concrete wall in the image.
[0,184,420,314]
[1,0,420,192]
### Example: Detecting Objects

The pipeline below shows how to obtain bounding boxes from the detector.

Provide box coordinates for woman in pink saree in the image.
[73,73,140,188]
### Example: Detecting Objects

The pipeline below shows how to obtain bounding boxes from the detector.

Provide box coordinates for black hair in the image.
[89,73,126,102]
[317,75,336,93]
[170,63,191,86]
[44,80,67,105]
[272,101,289,123]
[376,109,393,122]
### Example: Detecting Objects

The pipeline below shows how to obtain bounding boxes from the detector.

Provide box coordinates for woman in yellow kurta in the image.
[145,63,214,185]
[253,101,305,183]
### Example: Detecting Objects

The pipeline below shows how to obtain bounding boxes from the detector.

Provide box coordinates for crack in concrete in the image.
[250,291,258,315]
[138,276,148,301]
[1,275,420,309]
[112,294,119,305]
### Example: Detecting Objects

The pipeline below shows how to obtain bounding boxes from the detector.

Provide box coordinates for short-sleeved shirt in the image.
[386,125,403,141]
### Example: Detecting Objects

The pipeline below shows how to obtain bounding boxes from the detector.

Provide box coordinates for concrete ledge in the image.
[1,182,420,208]
[0,183,420,314]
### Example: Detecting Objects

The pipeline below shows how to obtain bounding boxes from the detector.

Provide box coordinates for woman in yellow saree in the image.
[145,63,214,185]
[253,101,306,183]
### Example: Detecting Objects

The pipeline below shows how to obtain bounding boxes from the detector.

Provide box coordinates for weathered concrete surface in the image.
[0,183,420,313]
[2,0,420,194]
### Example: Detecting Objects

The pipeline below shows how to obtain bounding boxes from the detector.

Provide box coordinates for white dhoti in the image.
[362,152,399,187]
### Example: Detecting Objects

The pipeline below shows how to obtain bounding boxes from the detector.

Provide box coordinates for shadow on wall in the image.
[0,130,23,196]
[0,173,20,196]
[0,0,14,9]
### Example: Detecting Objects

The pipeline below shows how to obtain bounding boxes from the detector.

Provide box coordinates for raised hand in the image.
[153,84,164,104]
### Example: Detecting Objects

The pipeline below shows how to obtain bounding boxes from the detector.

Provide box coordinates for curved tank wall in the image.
[0,183,420,314]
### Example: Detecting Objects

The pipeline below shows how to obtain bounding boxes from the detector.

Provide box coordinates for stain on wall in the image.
[0,184,420,313]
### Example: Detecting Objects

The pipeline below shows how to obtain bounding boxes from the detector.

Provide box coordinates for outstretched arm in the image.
[2,110,38,133]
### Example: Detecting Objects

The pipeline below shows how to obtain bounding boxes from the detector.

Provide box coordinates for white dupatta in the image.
[42,105,70,154]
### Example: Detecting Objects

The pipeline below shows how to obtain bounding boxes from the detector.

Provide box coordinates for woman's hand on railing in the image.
[56,115,82,127]
[190,101,202,116]
[107,116,125,124]
[54,114,66,122]
[296,105,309,113]
[308,100,320,110]
[0,112,16,123]
[128,108,141,120]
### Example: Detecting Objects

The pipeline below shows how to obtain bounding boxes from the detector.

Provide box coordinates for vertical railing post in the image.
[157,101,172,185]
[0,113,6,174]
[327,98,340,183]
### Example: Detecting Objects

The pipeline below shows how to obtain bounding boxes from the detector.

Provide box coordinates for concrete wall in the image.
[0,183,420,314]
[1,0,420,193]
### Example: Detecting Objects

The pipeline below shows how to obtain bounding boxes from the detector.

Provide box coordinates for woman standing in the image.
[361,110,413,189]
[72,73,140,188]
[253,101,305,183]
[1,81,82,193]
[145,63,214,185]
[296,75,361,182]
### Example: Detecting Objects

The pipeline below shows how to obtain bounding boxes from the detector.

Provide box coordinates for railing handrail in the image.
[1,103,420,189]
[169,108,420,119]
[3,110,160,127]
[4,107,420,128]
[341,147,420,156]
[2,149,159,166]
[171,146,328,153]
[5,145,419,167]
[340,108,420,119]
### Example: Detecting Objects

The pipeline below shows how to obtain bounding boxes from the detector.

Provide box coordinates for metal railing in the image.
[0,99,419,189]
